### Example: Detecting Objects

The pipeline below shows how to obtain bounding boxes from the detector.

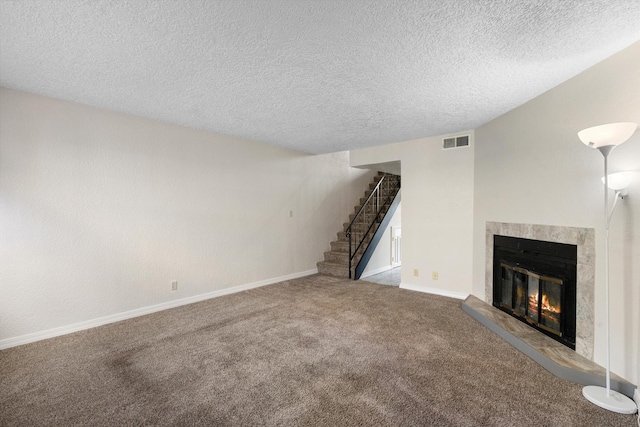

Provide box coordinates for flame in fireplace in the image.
[529,293,561,314]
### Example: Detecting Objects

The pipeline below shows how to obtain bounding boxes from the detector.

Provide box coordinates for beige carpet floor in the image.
[0,274,635,426]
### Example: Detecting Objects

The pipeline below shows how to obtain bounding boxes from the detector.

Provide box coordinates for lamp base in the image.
[582,385,638,414]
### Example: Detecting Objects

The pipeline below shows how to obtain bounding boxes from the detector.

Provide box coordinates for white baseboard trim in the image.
[399,283,469,300]
[0,269,318,350]
[359,265,394,279]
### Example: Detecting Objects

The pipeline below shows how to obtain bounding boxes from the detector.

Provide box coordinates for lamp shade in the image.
[578,122,637,149]
[601,171,633,191]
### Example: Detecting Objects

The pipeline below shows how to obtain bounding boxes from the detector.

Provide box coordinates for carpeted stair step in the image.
[347,211,383,224]
[330,241,349,252]
[316,260,350,278]
[363,187,398,198]
[359,194,395,206]
[346,215,386,228]
[323,250,349,263]
[343,224,380,238]
[325,243,366,257]
[343,221,381,232]
[338,224,380,241]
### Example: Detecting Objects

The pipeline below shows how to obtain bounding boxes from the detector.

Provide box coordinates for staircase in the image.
[317,172,401,279]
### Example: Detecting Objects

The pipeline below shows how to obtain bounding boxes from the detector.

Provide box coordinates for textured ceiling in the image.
[1,1,639,154]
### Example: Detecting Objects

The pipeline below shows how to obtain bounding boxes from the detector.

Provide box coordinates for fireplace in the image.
[493,235,577,350]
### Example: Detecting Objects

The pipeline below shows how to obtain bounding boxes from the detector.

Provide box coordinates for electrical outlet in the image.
[413,269,419,277]
[171,280,178,291]
[432,271,439,280]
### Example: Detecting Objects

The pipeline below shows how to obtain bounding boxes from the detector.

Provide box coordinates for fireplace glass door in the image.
[499,263,563,338]
[493,235,576,349]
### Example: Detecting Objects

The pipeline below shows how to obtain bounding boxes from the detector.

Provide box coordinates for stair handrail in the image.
[346,173,400,279]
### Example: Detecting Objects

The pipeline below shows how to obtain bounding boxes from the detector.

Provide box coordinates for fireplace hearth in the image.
[493,235,577,350]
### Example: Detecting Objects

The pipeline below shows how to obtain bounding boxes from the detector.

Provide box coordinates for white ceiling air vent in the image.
[443,135,470,149]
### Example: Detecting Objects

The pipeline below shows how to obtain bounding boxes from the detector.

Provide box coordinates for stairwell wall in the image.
[361,202,402,277]
[350,132,475,298]
[0,87,375,344]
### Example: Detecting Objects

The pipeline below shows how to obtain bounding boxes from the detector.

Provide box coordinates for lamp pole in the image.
[600,147,611,396]
[578,123,637,414]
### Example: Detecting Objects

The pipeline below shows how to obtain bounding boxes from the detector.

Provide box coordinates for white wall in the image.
[351,42,640,385]
[473,42,640,385]
[351,132,475,298]
[361,202,401,277]
[0,87,375,343]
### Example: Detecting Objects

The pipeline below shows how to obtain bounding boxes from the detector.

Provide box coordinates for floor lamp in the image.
[578,122,638,414]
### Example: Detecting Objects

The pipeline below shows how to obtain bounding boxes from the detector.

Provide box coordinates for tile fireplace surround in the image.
[485,222,595,360]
